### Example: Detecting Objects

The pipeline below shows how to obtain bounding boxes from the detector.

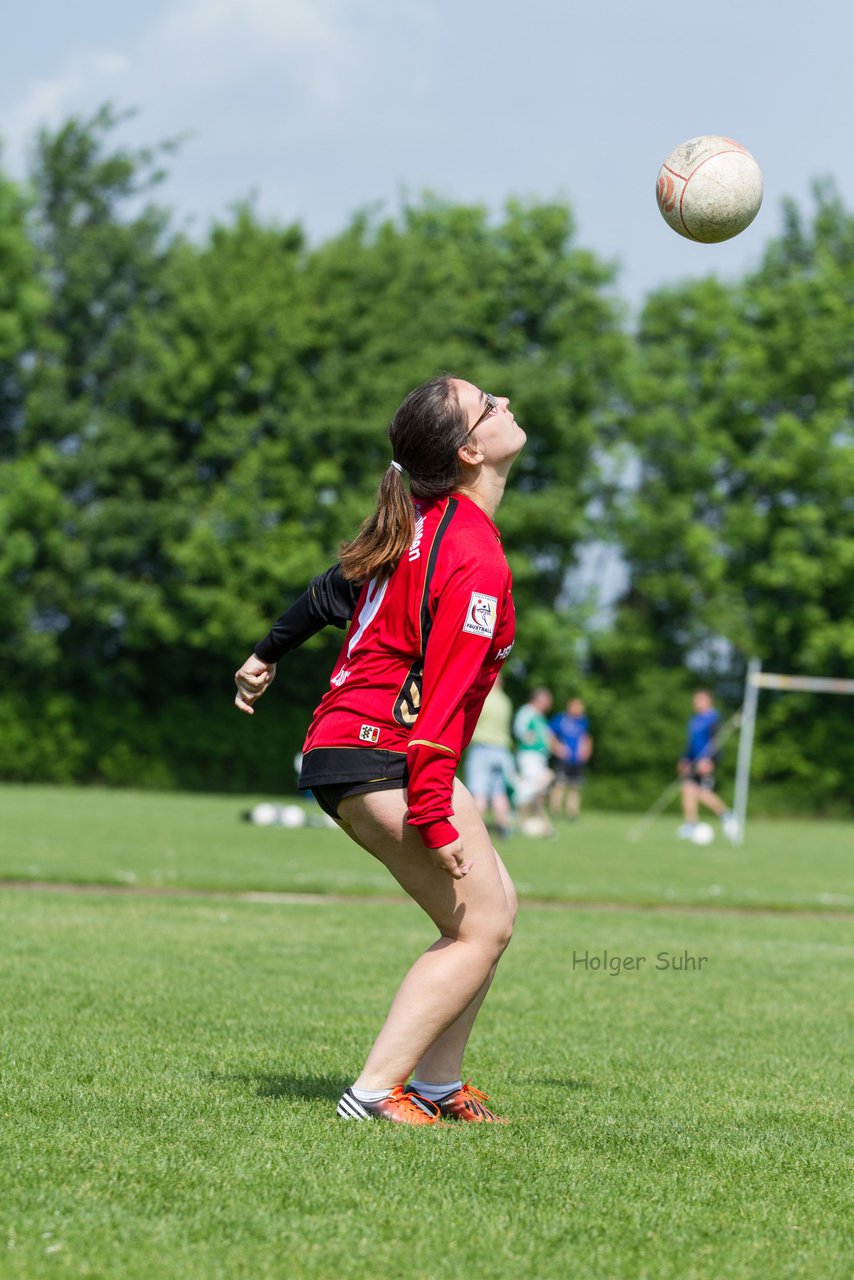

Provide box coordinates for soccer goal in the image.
[732,658,854,845]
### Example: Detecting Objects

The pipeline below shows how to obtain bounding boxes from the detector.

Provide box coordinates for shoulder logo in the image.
[463,592,498,638]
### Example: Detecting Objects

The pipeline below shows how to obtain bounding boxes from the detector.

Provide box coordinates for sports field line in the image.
[1,878,851,920]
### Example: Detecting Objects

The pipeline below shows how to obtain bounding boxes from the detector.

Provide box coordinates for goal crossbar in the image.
[734,659,854,844]
[750,672,854,695]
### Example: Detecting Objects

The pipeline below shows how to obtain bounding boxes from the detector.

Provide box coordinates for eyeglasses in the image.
[467,392,498,435]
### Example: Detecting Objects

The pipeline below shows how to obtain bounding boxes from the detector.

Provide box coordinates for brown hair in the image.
[339,376,470,583]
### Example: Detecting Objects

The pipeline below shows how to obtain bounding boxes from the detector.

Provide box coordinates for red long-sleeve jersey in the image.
[301,493,515,848]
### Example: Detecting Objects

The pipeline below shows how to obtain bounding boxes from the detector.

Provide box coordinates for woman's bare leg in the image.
[337,781,516,1091]
[411,850,517,1081]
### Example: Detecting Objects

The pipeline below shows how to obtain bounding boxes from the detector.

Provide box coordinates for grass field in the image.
[1,785,852,1279]
[2,784,853,911]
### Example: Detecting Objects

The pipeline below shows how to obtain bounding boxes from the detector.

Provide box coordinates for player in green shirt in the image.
[512,687,557,834]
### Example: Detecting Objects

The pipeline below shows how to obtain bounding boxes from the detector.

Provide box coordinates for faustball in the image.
[656,136,763,243]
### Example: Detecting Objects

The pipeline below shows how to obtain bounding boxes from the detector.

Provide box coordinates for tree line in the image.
[1,107,851,812]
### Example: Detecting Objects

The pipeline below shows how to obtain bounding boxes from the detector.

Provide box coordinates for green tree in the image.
[0,164,47,452]
[0,162,71,780]
[0,108,188,781]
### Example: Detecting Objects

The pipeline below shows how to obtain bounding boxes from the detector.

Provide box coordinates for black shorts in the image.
[299,747,408,821]
[685,763,717,791]
[552,760,585,785]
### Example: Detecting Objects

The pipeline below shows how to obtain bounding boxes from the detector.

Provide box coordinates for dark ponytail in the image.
[339,375,469,583]
[339,465,414,584]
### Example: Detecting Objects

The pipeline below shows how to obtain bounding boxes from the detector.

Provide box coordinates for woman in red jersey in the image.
[234,376,525,1124]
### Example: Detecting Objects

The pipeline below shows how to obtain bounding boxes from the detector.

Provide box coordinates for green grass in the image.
[1,786,852,1278]
[1,784,852,911]
[1,891,851,1280]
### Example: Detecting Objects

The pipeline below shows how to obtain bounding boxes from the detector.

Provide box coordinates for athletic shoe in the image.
[413,1079,508,1123]
[337,1085,443,1124]
[676,822,697,840]
[721,812,741,844]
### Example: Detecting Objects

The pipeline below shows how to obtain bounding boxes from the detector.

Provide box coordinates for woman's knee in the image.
[461,903,515,959]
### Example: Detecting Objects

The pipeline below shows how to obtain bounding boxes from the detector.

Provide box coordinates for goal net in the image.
[733,659,854,844]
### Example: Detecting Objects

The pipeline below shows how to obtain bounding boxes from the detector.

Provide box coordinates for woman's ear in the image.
[458,435,485,467]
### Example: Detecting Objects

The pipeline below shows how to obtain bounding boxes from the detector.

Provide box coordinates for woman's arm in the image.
[234,563,362,715]
[405,563,510,850]
[253,563,362,662]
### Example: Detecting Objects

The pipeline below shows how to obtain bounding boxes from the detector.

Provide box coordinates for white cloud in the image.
[1,0,436,190]
[2,0,405,164]
[3,48,130,171]
[148,0,372,108]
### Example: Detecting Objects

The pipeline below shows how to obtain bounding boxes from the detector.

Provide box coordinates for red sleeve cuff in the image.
[409,817,460,850]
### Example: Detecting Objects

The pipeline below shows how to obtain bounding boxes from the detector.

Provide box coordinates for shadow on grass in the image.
[216,1069,593,1101]
[510,1073,592,1090]
[215,1070,349,1103]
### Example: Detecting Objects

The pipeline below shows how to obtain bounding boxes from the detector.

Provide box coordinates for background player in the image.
[677,690,740,844]
[464,672,516,839]
[549,696,592,821]
[512,687,557,835]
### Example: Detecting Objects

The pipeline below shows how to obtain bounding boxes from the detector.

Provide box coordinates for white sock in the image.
[409,1078,462,1101]
[351,1086,392,1103]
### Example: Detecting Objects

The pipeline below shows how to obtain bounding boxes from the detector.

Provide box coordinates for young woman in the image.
[234,375,526,1124]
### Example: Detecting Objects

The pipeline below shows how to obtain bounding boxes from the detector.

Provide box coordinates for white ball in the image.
[691,822,716,846]
[278,804,307,828]
[250,803,279,827]
[656,136,763,243]
[519,816,552,838]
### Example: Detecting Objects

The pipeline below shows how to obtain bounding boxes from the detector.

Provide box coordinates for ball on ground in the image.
[278,804,307,828]
[656,136,763,243]
[519,816,553,839]
[249,802,279,827]
[691,822,716,846]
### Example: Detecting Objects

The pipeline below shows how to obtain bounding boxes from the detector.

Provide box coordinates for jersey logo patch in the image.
[359,724,380,744]
[463,592,498,638]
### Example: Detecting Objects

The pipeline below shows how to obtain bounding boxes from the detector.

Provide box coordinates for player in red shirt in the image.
[234,375,525,1124]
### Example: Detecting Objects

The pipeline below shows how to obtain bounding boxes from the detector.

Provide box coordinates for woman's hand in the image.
[427,839,473,879]
[234,655,277,715]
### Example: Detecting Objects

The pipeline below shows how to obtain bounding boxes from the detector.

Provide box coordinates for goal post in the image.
[732,659,854,845]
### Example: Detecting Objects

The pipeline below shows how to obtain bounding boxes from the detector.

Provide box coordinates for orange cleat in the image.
[337,1085,443,1124]
[412,1080,508,1123]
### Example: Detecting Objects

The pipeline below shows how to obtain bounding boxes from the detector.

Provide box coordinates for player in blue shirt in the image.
[549,697,592,820]
[677,690,739,843]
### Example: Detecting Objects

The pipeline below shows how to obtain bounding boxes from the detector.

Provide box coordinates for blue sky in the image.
[2,0,853,305]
